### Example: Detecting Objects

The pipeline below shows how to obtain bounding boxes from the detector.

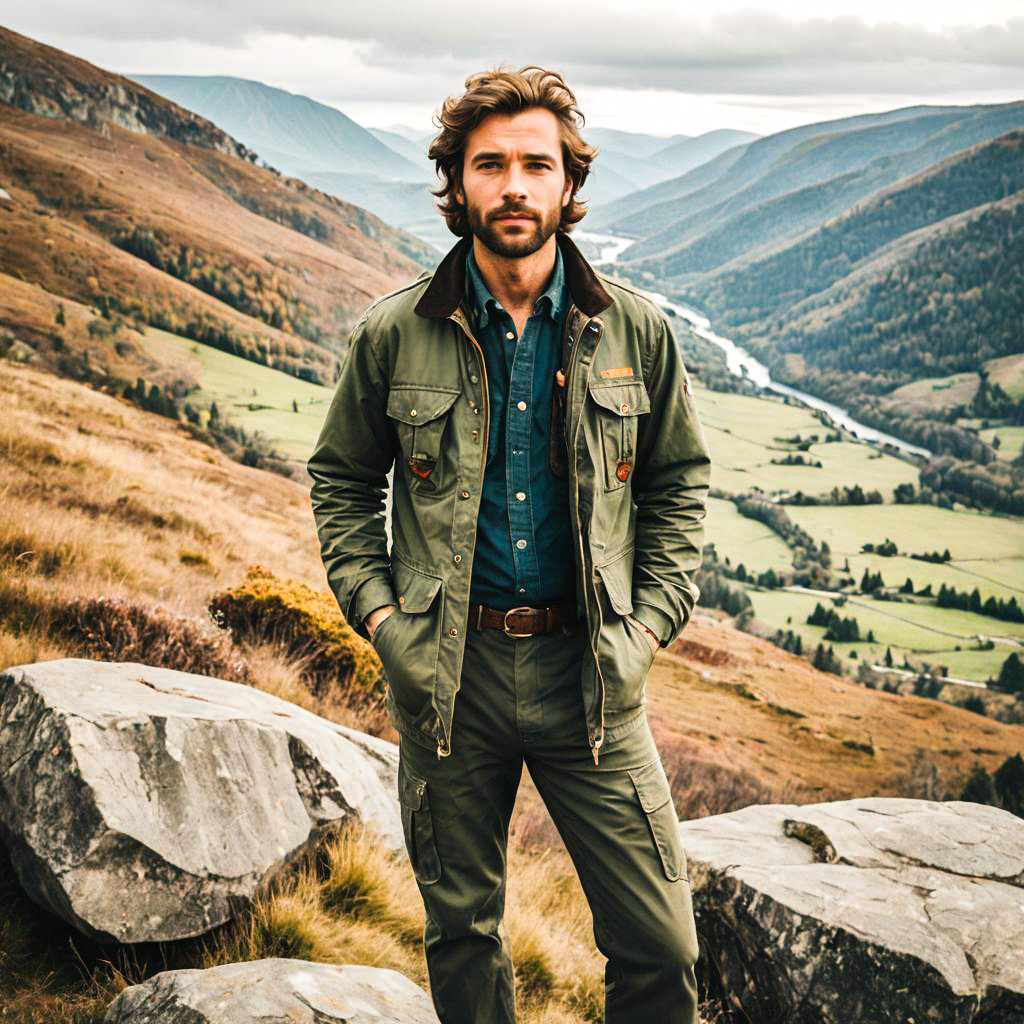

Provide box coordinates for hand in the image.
[366,604,397,640]
[626,615,659,656]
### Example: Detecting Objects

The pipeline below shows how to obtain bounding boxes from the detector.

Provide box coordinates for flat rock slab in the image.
[102,958,439,1023]
[681,797,1024,1023]
[0,659,401,944]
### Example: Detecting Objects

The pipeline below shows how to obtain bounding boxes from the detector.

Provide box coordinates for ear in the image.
[561,174,573,208]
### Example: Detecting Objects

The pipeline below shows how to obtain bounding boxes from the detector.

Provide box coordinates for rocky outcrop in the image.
[102,958,439,1023]
[0,659,401,944]
[0,26,255,160]
[682,797,1024,1023]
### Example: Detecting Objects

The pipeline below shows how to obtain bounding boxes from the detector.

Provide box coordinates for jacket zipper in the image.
[565,313,608,765]
[436,308,491,759]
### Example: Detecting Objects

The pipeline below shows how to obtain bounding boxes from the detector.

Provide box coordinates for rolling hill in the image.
[0,25,432,395]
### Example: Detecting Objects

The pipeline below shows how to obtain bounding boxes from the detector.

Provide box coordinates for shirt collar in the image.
[465,243,566,331]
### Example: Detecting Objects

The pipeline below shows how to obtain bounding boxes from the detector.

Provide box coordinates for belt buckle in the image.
[503,606,536,638]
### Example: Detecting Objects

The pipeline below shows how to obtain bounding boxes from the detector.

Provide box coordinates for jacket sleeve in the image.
[307,311,397,642]
[630,313,712,647]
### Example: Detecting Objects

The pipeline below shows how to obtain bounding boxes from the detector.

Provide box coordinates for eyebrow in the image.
[470,151,557,165]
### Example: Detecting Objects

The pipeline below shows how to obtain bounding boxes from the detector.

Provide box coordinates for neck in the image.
[471,233,558,314]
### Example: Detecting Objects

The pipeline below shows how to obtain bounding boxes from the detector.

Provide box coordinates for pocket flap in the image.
[387,385,461,425]
[627,760,672,814]
[392,557,443,613]
[399,765,426,810]
[587,380,651,417]
[595,545,634,615]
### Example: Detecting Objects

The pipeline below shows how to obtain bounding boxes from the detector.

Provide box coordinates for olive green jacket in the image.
[308,231,711,763]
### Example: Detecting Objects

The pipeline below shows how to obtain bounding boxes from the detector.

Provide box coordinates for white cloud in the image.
[3,1,1022,135]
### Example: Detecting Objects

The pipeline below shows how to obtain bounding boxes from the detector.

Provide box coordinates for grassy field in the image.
[705,496,793,575]
[980,425,1024,461]
[783,503,1024,561]
[843,552,1023,603]
[139,325,336,464]
[694,385,920,500]
[745,588,1019,681]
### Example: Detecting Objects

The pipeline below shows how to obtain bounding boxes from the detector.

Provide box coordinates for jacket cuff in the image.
[630,602,675,647]
[349,576,397,640]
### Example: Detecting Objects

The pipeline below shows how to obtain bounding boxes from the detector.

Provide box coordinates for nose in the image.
[501,162,528,202]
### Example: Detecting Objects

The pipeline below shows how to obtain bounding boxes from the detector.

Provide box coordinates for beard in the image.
[466,197,562,259]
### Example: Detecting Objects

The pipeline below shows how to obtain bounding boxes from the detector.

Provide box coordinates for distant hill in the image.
[130,74,426,182]
[0,24,433,395]
[127,74,447,238]
[595,102,1024,271]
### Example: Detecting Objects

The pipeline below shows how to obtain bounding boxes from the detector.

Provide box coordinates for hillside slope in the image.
[3,358,1018,819]
[0,25,432,391]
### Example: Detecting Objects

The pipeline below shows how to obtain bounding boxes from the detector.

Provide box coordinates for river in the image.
[574,230,931,459]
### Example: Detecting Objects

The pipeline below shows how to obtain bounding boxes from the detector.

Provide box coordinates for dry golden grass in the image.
[7,356,1013,1022]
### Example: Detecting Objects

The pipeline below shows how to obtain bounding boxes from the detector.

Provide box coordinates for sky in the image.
[4,1,1024,138]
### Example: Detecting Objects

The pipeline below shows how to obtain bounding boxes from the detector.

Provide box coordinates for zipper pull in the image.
[591,732,604,766]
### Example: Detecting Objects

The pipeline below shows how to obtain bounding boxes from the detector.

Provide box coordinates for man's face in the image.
[456,107,574,259]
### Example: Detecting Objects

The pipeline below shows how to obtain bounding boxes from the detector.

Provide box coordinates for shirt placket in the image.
[502,310,541,600]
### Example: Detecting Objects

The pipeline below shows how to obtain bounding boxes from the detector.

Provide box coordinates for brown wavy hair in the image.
[428,65,598,237]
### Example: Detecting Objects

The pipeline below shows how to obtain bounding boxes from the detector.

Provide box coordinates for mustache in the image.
[490,206,538,220]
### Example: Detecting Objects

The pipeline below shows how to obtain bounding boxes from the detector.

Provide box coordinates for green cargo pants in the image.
[391,611,700,1023]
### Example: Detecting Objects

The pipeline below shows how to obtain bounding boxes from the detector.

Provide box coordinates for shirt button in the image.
[460,489,470,499]
[505,330,515,341]
[515,539,528,550]
[515,491,526,501]
[470,374,478,384]
[453,553,462,563]
[516,400,527,411]
[472,406,480,415]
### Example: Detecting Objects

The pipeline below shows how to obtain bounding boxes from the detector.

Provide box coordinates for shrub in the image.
[50,595,248,681]
[208,566,385,704]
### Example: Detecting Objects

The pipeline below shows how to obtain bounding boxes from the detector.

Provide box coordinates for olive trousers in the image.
[394,612,700,1023]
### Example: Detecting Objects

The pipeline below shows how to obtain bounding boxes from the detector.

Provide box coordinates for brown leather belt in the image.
[469,599,578,637]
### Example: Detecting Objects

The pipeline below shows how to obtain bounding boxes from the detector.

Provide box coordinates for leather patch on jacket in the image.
[599,366,634,379]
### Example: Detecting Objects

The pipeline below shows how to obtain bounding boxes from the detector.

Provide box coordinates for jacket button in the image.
[470,374,478,384]
[453,553,462,563]
[516,539,528,550]
[460,489,470,499]
[448,627,459,637]
[515,491,526,501]
[398,595,406,604]
[409,409,417,417]
[505,330,515,341]
[516,400,527,411]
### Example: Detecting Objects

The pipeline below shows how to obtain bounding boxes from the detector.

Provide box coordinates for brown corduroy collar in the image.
[413,230,614,320]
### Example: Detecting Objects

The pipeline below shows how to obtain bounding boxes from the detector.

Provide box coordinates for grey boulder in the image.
[102,958,439,1023]
[0,659,401,944]
[682,796,1024,1023]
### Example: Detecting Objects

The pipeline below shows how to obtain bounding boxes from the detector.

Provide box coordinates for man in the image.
[308,66,711,1024]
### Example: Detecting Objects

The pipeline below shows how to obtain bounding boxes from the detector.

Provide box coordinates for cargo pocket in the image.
[387,384,461,494]
[587,380,651,491]
[398,758,442,886]
[627,759,688,882]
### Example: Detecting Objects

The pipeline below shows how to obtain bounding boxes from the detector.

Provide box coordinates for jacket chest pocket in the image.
[387,384,461,494]
[587,380,651,491]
